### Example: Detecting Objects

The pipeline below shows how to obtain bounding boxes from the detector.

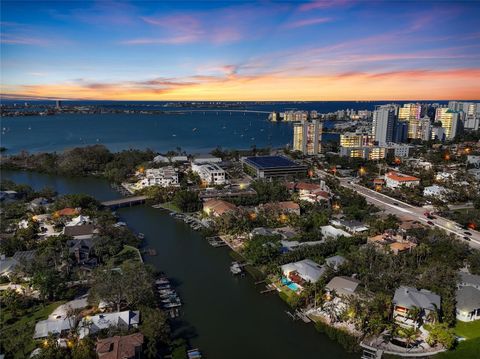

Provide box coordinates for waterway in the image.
[1,169,355,359]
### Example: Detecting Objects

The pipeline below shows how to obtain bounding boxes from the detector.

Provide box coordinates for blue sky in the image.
[1,0,479,100]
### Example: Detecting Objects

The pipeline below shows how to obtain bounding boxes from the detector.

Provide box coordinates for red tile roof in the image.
[96,333,144,359]
[386,172,420,182]
[203,199,236,216]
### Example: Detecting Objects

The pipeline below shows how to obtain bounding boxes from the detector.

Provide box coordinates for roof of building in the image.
[277,201,300,211]
[326,276,361,297]
[64,224,95,237]
[393,286,441,311]
[243,156,301,169]
[325,255,346,270]
[390,242,416,253]
[12,250,36,263]
[203,199,236,215]
[66,238,94,252]
[34,317,75,339]
[281,259,325,283]
[96,333,144,359]
[320,225,352,238]
[456,286,480,313]
[55,207,80,216]
[294,182,322,191]
[459,272,480,287]
[0,257,18,276]
[79,310,140,338]
[385,172,420,182]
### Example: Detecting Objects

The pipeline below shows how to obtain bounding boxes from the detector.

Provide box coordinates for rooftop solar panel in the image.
[244,156,299,169]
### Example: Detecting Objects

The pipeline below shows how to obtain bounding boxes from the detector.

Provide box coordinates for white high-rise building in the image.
[293,119,322,155]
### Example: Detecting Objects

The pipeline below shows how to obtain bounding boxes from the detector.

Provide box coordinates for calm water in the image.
[1,170,355,359]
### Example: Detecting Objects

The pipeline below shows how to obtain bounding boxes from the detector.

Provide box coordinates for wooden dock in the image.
[101,195,148,209]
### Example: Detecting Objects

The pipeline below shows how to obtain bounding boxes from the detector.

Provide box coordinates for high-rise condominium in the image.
[293,119,322,155]
[372,105,396,144]
[398,103,422,139]
[435,108,460,140]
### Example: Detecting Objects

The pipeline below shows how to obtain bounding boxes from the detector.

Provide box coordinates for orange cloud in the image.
[2,68,480,101]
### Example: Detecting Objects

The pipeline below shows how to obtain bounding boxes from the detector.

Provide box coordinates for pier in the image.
[101,195,147,209]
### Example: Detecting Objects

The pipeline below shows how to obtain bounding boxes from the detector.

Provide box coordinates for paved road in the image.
[317,170,480,249]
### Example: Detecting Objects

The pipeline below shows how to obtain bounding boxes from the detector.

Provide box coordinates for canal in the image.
[1,170,356,359]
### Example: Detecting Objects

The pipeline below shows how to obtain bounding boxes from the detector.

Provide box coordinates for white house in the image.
[320,225,352,239]
[281,259,325,287]
[191,163,226,185]
[192,154,222,164]
[137,167,179,189]
[78,310,140,339]
[384,171,420,189]
[423,185,449,200]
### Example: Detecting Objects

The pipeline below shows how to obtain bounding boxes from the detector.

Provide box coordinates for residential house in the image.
[192,154,222,164]
[368,232,417,255]
[288,181,331,203]
[384,172,420,189]
[392,286,441,328]
[96,333,144,359]
[456,272,480,322]
[203,199,236,217]
[325,255,346,270]
[0,190,18,202]
[320,225,352,239]
[66,239,95,265]
[153,154,188,163]
[34,317,76,339]
[423,185,449,200]
[54,207,80,218]
[136,167,179,189]
[28,197,50,211]
[281,259,325,289]
[1,250,37,278]
[78,310,140,339]
[330,219,369,234]
[63,224,96,240]
[325,276,361,298]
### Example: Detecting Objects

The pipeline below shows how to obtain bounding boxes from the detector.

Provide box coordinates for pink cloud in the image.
[299,0,353,12]
[285,17,332,29]
[0,34,51,46]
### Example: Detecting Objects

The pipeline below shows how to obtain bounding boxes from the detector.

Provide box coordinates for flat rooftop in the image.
[243,156,301,169]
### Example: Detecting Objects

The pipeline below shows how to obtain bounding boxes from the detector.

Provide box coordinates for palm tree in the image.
[406,306,422,328]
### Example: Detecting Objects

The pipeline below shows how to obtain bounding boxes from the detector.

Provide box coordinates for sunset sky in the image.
[1,0,480,101]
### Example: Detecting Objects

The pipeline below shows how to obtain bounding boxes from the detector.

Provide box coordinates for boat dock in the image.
[206,236,227,247]
[101,195,147,209]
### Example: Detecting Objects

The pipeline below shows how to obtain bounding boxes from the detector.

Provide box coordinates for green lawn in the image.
[1,300,65,358]
[454,320,480,339]
[435,321,480,359]
[109,245,143,266]
[437,337,480,359]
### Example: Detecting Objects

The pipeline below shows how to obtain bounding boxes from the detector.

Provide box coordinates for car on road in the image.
[464,236,471,241]
[427,221,434,226]
[464,231,472,236]
[392,202,400,206]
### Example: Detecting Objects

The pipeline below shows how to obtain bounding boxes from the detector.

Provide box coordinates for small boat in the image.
[155,278,170,285]
[137,233,145,239]
[187,349,202,359]
[230,262,243,275]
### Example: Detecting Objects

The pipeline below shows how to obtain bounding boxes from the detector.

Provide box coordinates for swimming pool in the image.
[281,277,300,292]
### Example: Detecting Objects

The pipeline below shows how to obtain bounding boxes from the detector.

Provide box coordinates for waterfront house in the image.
[96,333,144,359]
[63,224,96,240]
[256,201,301,217]
[66,238,94,264]
[392,286,441,328]
[325,276,361,298]
[78,310,140,339]
[384,172,420,189]
[203,199,236,217]
[136,167,179,189]
[153,154,188,163]
[65,215,91,227]
[28,197,50,211]
[54,207,80,218]
[281,259,325,289]
[0,190,18,202]
[456,272,480,322]
[320,225,352,239]
[191,163,226,185]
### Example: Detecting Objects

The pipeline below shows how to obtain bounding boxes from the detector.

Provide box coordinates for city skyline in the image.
[1,0,480,101]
